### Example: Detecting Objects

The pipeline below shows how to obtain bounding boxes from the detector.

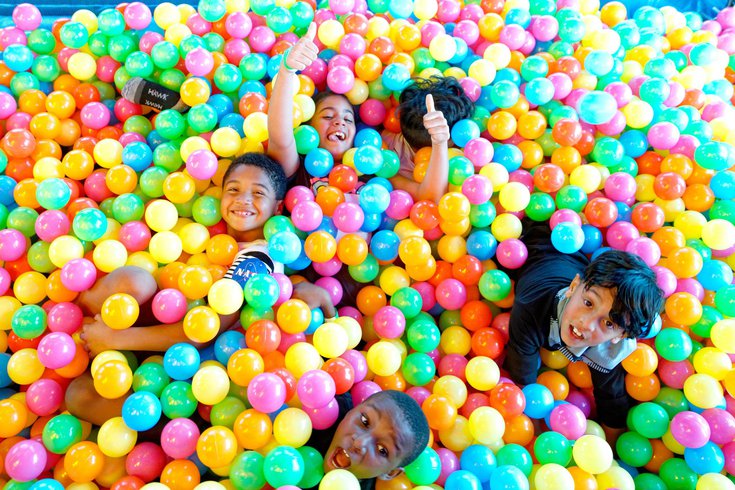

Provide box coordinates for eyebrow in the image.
[224,180,272,192]
[318,106,355,117]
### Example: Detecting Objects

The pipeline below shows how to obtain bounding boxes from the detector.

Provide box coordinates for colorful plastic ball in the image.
[248,372,286,413]
[522,384,555,419]
[101,293,140,330]
[572,435,613,474]
[163,342,201,381]
[489,465,529,490]
[192,364,230,406]
[551,222,585,254]
[122,391,162,432]
[37,332,76,369]
[318,468,360,490]
[196,426,238,469]
[5,439,47,482]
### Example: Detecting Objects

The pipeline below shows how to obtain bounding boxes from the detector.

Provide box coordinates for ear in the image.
[275,200,284,215]
[378,468,404,481]
[567,274,581,297]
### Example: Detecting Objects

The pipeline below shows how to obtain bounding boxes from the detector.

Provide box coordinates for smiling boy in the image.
[504,222,664,428]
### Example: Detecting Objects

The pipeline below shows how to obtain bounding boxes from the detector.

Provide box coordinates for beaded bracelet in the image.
[282,48,297,73]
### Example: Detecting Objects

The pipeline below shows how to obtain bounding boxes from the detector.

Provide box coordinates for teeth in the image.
[572,327,582,338]
[332,447,351,469]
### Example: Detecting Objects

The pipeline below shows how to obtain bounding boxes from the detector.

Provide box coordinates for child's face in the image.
[559,275,626,348]
[220,164,281,242]
[311,95,356,161]
[324,395,413,480]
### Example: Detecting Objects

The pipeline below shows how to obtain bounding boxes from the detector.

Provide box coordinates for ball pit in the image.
[0,0,734,488]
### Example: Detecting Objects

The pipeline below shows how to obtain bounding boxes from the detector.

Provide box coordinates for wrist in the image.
[281,48,298,73]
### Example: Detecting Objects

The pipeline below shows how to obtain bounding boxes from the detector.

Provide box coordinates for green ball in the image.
[264,446,304,488]
[59,22,89,49]
[470,202,496,228]
[654,387,689,419]
[715,285,735,317]
[12,304,47,338]
[36,178,71,210]
[229,451,266,490]
[88,32,109,57]
[151,41,180,70]
[251,0,276,16]
[11,72,40,98]
[690,306,723,338]
[158,69,187,91]
[99,197,116,219]
[348,253,380,283]
[113,66,132,92]
[187,104,219,134]
[479,269,512,302]
[266,6,293,34]
[406,317,440,353]
[32,55,61,82]
[210,396,247,428]
[153,141,184,172]
[240,305,274,329]
[140,166,169,198]
[124,115,153,137]
[0,150,7,175]
[412,47,436,72]
[7,206,38,238]
[449,155,474,186]
[27,29,57,55]
[526,192,556,222]
[240,54,268,81]
[204,32,225,53]
[98,8,126,36]
[214,64,243,93]
[439,309,462,330]
[655,328,693,362]
[659,458,697,490]
[496,444,533,476]
[404,447,441,485]
[629,402,669,439]
[390,287,423,319]
[368,77,392,100]
[297,446,324,489]
[294,125,320,155]
[633,473,667,490]
[108,33,137,63]
[555,185,588,212]
[73,207,108,241]
[377,149,400,179]
[179,35,207,58]
[289,1,314,29]
[133,362,170,397]
[42,414,83,454]
[192,195,222,226]
[402,352,436,386]
[533,432,572,466]
[155,109,187,140]
[244,274,280,309]
[199,0,227,22]
[112,193,145,224]
[27,241,55,274]
[174,195,197,219]
[160,381,198,418]
[264,215,296,239]
[616,431,653,468]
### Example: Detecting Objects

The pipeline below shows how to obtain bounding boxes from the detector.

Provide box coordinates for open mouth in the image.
[329,447,352,469]
[570,325,584,341]
[327,131,346,142]
[230,209,255,218]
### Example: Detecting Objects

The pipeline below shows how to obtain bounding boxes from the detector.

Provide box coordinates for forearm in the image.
[591,365,632,429]
[417,142,449,202]
[267,66,300,177]
[504,342,539,385]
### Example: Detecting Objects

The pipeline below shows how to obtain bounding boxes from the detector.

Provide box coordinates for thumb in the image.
[306,22,317,41]
[426,94,435,113]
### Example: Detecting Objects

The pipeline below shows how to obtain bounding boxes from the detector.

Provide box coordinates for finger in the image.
[426,94,435,113]
[306,22,317,41]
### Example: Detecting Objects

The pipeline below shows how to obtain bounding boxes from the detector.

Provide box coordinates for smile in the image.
[329,447,351,469]
[230,209,255,217]
[571,325,584,340]
[327,131,346,142]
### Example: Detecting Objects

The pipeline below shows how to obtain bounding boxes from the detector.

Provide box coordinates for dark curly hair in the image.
[583,250,664,339]
[398,76,475,150]
[366,390,430,468]
[222,152,287,200]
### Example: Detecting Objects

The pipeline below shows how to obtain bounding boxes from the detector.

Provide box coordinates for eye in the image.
[360,413,369,427]
[583,299,592,307]
[605,320,615,330]
[377,444,389,458]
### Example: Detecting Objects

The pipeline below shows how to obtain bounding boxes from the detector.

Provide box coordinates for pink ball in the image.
[496,238,528,269]
[438,354,468,380]
[0,267,10,296]
[12,4,42,31]
[305,397,341,429]
[339,33,366,60]
[459,77,481,102]
[47,302,83,334]
[186,14,212,36]
[330,0,356,15]
[0,92,17,120]
[652,266,677,298]
[0,229,27,261]
[702,408,735,445]
[138,32,163,54]
[226,12,252,38]
[6,112,31,131]
[248,373,287,413]
[460,3,483,22]
[549,403,587,440]
[0,27,26,49]
[272,272,293,306]
[224,38,251,64]
[332,202,364,233]
[675,278,705,301]
[302,59,328,87]
[435,278,467,310]
[160,418,200,459]
[597,111,626,136]
[437,0,461,23]
[604,172,637,202]
[328,54,355,72]
[278,332,306,354]
[462,174,493,204]
[350,380,380,405]
[358,99,387,126]
[60,258,98,292]
[671,411,711,449]
[126,442,167,483]
[291,201,324,232]
[186,149,218,180]
[413,281,437,311]
[326,65,355,94]
[124,2,152,30]
[35,210,70,243]
[647,122,680,150]
[604,81,633,107]
[454,20,480,45]
[463,138,493,167]
[406,386,432,407]
[5,439,47,482]
[625,237,661,267]
[80,102,111,130]
[565,390,592,418]
[119,221,152,252]
[185,47,215,77]
[297,369,336,409]
[386,190,413,220]
[658,359,695,389]
[312,257,343,276]
[26,378,64,416]
[530,15,558,42]
[249,26,276,53]
[152,288,188,324]
[119,131,147,147]
[725,441,735,475]
[548,73,573,100]
[341,349,368,382]
[606,221,640,250]
[372,306,406,339]
[37,332,76,369]
[284,185,315,212]
[314,276,343,306]
[436,448,460,486]
[550,209,582,229]
[114,98,143,122]
[499,24,526,50]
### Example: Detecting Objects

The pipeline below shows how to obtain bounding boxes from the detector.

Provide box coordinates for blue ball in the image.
[0,353,10,388]
[354,128,383,148]
[359,183,391,214]
[551,222,585,254]
[710,170,735,200]
[698,259,734,292]
[122,141,153,172]
[466,230,498,261]
[163,343,201,380]
[460,445,497,483]
[492,144,523,172]
[580,224,603,254]
[684,442,725,474]
[214,330,246,365]
[451,119,481,148]
[381,63,412,91]
[576,90,617,125]
[444,470,482,490]
[122,391,162,431]
[353,145,384,175]
[370,230,400,262]
[489,465,529,490]
[30,479,65,490]
[304,148,334,178]
[268,230,303,264]
[522,383,555,419]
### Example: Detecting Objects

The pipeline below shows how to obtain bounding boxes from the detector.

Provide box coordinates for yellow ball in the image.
[149,231,183,264]
[438,192,471,221]
[211,127,242,158]
[93,359,133,399]
[180,78,211,107]
[483,43,512,69]
[366,341,401,376]
[68,54,97,82]
[480,163,510,191]
[683,373,724,409]
[434,375,468,408]
[179,222,210,254]
[294,94,315,122]
[465,356,500,391]
[701,219,735,250]
[440,325,472,356]
[712,319,735,354]
[692,347,732,380]
[93,239,128,273]
[535,464,575,490]
[313,322,349,359]
[163,171,196,204]
[183,305,221,343]
[98,417,138,458]
[398,236,432,266]
[491,213,523,241]
[674,210,707,239]
[622,99,654,129]
[438,415,473,452]
[13,271,48,305]
[285,342,323,378]
[0,297,22,331]
[413,0,438,20]
[91,350,128,377]
[595,466,634,490]
[378,266,411,296]
[101,293,140,330]
[145,199,179,232]
[468,59,496,87]
[273,408,312,448]
[164,23,192,46]
[154,2,182,29]
[498,182,530,212]
[317,19,345,48]
[696,473,735,490]
[334,317,362,350]
[319,469,360,490]
[192,365,230,405]
[243,112,269,143]
[207,278,244,315]
[569,165,602,194]
[366,16,390,40]
[8,348,45,385]
[93,139,123,168]
[437,235,467,263]
[49,235,84,268]
[33,157,64,180]
[429,34,457,62]
[468,406,505,444]
[572,435,613,474]
[71,9,98,34]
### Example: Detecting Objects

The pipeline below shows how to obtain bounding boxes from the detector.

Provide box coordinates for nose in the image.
[351,433,371,455]
[235,192,253,203]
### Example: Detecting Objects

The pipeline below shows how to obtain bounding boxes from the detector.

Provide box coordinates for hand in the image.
[284,23,318,72]
[80,315,119,358]
[291,281,337,319]
[423,94,450,145]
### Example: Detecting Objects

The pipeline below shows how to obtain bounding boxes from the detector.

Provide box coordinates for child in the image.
[504,221,664,429]
[267,24,451,203]
[384,76,475,202]
[66,153,335,424]
[306,390,430,490]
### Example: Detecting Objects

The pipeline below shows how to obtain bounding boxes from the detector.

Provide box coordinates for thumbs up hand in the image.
[423,94,450,145]
[283,22,319,72]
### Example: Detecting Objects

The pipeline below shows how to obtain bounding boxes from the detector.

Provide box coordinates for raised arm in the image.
[390,94,450,203]
[267,22,318,178]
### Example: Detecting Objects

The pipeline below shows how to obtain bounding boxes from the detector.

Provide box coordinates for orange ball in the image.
[227,348,265,387]
[621,343,658,377]
[665,292,703,326]
[356,285,387,316]
[422,394,457,431]
[160,460,200,490]
[625,373,661,402]
[667,246,704,278]
[64,441,105,483]
[536,370,569,400]
[503,414,534,446]
[566,361,592,389]
[233,409,273,450]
